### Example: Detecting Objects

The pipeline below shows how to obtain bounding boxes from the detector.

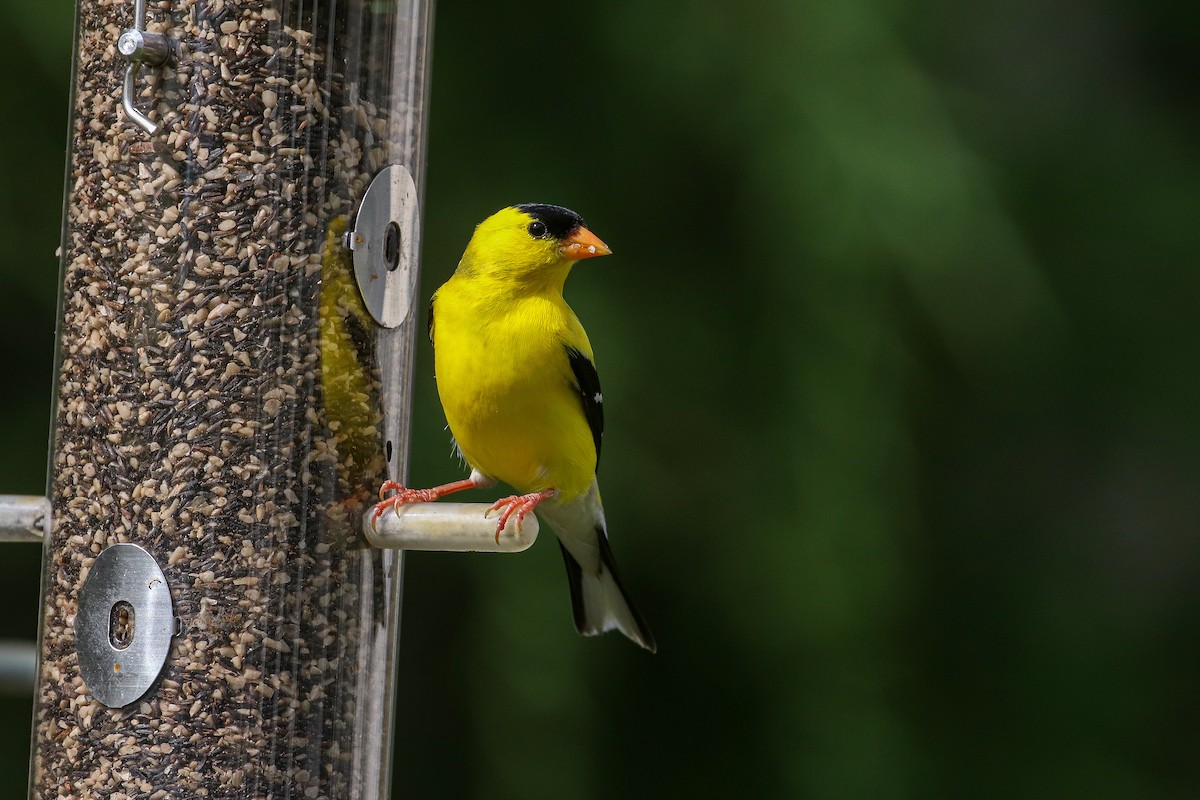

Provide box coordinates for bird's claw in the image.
[370,482,440,529]
[484,490,553,544]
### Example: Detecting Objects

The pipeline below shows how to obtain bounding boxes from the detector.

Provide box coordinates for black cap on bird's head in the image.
[517,204,583,239]
[516,203,611,260]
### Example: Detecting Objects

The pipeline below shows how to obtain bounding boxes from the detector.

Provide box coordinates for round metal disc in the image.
[350,164,420,328]
[76,543,174,708]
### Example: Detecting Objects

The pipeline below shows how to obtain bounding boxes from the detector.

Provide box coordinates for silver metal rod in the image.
[122,63,158,134]
[0,640,36,695]
[118,0,165,134]
[364,503,539,552]
[0,495,49,543]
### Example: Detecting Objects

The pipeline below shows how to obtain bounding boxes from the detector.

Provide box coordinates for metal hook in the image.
[118,0,174,134]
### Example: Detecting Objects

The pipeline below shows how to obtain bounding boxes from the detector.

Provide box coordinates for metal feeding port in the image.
[346,165,421,329]
[75,544,175,709]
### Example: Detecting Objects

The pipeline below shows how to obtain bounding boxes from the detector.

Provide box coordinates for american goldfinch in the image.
[319,218,386,495]
[373,204,655,652]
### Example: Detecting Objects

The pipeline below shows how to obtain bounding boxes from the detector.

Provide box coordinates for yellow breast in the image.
[431,278,597,500]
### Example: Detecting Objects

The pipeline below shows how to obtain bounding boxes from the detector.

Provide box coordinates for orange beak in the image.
[560,226,612,260]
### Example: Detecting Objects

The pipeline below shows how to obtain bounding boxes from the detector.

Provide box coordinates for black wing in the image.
[427,297,435,343]
[566,346,604,472]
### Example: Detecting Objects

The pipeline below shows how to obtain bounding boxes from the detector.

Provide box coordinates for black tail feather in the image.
[596,531,656,652]
[558,540,587,633]
[558,528,656,653]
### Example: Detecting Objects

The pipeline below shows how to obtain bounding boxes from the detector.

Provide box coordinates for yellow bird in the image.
[373,204,655,652]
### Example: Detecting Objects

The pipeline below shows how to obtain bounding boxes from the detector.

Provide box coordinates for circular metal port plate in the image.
[76,543,175,708]
[350,164,420,328]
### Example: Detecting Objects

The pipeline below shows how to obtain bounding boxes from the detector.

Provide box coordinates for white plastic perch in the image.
[362,502,539,552]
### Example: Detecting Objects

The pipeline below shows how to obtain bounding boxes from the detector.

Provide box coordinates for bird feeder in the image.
[28,0,444,795]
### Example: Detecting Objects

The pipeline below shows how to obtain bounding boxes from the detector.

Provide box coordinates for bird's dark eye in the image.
[528,220,548,238]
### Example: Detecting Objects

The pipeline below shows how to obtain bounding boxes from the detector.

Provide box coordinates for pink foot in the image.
[485,489,555,543]
[370,478,477,529]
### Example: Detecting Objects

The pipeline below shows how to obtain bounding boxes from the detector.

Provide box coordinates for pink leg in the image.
[485,489,556,543]
[370,477,480,528]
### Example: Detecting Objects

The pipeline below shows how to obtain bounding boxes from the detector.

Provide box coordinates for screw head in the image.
[117,29,143,58]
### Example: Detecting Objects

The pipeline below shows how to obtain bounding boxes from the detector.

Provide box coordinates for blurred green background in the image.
[3,0,1199,797]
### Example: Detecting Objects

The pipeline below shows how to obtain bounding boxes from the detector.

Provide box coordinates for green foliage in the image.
[3,0,1198,797]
